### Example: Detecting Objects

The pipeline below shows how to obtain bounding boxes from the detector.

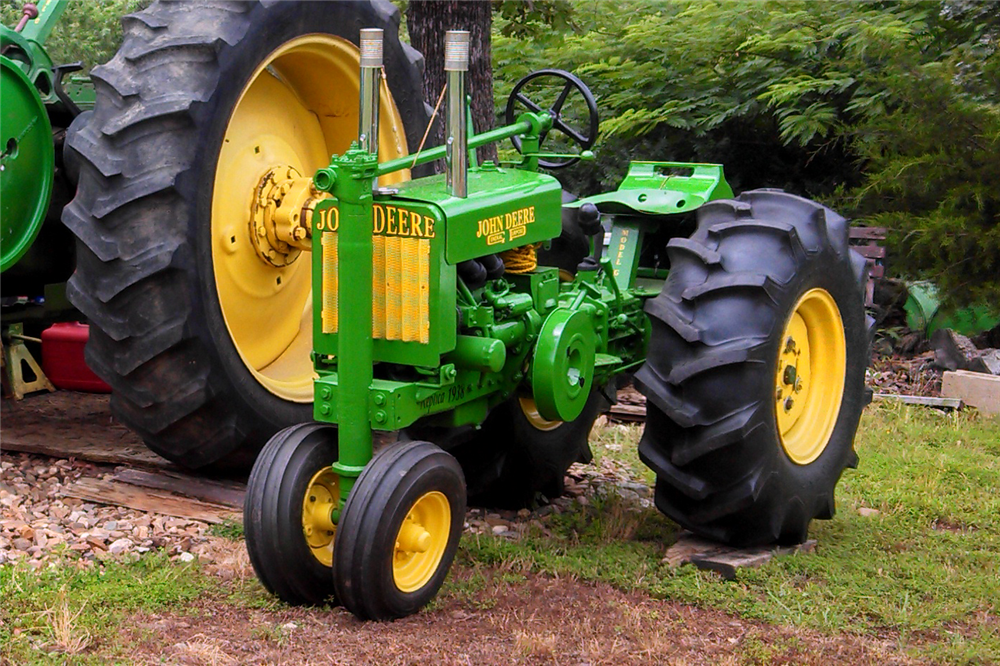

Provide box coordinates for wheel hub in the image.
[392,491,451,593]
[302,467,339,567]
[249,165,329,267]
[775,288,847,465]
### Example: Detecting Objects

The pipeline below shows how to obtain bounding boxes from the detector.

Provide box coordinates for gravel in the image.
[0,453,212,570]
[2,440,653,570]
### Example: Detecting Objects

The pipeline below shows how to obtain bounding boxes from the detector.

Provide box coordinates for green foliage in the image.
[1,0,148,72]
[492,1,1000,310]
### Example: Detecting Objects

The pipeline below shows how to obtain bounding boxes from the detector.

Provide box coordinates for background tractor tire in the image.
[635,190,869,546]
[408,392,606,508]
[63,0,430,469]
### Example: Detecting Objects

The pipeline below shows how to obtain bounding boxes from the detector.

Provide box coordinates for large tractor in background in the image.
[2,0,431,467]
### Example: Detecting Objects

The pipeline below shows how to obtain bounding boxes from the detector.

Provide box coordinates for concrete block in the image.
[942,370,1000,415]
[662,531,817,580]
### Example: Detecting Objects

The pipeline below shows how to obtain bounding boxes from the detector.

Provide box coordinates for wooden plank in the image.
[873,393,963,409]
[942,370,1000,415]
[854,245,887,259]
[608,403,646,422]
[663,531,816,580]
[61,477,241,524]
[1,433,171,468]
[0,391,172,469]
[112,468,246,509]
[849,226,888,240]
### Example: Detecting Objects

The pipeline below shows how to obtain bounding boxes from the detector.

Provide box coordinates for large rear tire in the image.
[63,0,430,469]
[635,190,869,546]
[408,392,605,508]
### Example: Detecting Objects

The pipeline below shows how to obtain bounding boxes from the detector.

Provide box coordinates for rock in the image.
[932,329,983,371]
[177,552,195,563]
[491,525,507,535]
[109,538,133,555]
[12,538,32,551]
[858,507,880,517]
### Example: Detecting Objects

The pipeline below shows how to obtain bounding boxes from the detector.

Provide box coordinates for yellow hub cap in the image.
[392,491,451,593]
[302,467,339,567]
[775,288,846,465]
[212,34,411,401]
[519,396,563,432]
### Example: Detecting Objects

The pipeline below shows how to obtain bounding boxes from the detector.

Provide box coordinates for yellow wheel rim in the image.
[212,34,412,401]
[518,396,563,432]
[775,288,846,465]
[302,467,339,567]
[392,491,451,593]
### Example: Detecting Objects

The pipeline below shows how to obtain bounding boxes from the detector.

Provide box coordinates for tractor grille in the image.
[321,233,430,344]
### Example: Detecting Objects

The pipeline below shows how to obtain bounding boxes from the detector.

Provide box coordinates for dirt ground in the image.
[1,393,925,665]
[120,568,914,666]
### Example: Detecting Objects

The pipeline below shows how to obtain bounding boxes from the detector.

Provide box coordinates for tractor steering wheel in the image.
[505,69,598,169]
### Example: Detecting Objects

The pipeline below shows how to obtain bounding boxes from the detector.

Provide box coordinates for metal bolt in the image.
[794,378,803,393]
[292,226,307,241]
[319,404,331,416]
[783,365,797,385]
[784,337,796,353]
[320,387,332,400]
[374,410,387,424]
[373,393,386,406]
[784,397,794,412]
[776,386,784,401]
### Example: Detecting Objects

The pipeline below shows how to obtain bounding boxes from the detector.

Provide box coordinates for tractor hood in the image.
[566,162,733,216]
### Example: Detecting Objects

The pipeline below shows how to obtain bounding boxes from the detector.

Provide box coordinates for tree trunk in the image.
[406,0,497,164]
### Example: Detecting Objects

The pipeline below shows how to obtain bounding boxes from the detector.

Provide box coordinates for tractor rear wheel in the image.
[635,190,869,546]
[409,392,605,508]
[63,0,429,469]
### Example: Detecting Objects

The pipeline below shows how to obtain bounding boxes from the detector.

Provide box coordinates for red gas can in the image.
[41,322,112,393]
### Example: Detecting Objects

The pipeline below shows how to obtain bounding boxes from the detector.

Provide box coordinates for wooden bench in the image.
[849,226,887,307]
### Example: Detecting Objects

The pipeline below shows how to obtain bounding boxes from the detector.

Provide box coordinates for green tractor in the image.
[240,29,870,621]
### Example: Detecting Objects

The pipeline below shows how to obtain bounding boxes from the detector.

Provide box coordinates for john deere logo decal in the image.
[476,205,536,246]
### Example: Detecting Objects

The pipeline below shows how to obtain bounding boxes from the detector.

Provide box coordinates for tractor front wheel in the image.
[244,423,339,606]
[635,190,870,546]
[333,440,465,620]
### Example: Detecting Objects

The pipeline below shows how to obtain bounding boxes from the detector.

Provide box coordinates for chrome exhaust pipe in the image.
[359,28,382,157]
[445,30,469,198]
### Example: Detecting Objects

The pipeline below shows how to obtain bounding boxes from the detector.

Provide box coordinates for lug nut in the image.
[784,397,794,412]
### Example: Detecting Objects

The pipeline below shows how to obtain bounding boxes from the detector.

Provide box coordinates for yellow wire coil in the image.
[500,243,539,274]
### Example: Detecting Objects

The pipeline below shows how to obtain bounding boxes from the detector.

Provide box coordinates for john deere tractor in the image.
[237,29,870,621]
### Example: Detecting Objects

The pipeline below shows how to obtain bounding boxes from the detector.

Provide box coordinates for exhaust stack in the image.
[359,28,383,157]
[445,30,469,198]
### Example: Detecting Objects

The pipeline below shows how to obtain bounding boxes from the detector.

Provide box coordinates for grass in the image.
[1,402,996,663]
[459,401,1000,664]
[1,552,210,664]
